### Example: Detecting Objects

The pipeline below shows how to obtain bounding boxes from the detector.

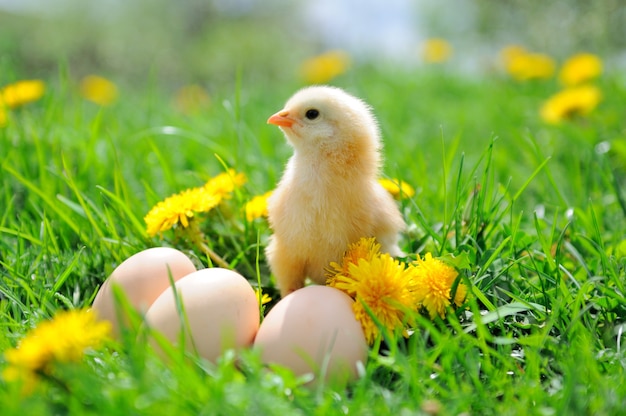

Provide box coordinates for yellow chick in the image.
[266,86,405,296]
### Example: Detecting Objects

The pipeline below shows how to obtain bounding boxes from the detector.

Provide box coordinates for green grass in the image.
[1,64,626,415]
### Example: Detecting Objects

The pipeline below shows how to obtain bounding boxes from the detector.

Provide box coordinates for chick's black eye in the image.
[305,109,319,120]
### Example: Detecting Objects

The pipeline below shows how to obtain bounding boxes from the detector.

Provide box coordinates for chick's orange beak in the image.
[267,110,295,128]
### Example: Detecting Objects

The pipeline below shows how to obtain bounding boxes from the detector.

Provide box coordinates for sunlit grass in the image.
[1,62,625,414]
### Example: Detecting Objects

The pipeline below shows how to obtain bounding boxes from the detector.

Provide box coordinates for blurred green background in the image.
[1,0,624,88]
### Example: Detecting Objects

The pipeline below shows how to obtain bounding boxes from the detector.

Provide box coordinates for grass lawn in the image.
[1,58,625,415]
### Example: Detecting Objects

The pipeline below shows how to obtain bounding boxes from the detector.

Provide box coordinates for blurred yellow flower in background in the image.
[421,38,452,63]
[245,191,273,221]
[501,46,555,81]
[0,79,45,128]
[500,45,527,63]
[411,253,467,319]
[559,53,603,86]
[1,80,45,108]
[173,84,211,114]
[540,85,602,124]
[3,309,110,387]
[300,50,351,84]
[379,178,415,199]
[80,75,118,106]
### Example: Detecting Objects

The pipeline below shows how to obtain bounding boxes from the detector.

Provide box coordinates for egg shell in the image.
[253,285,367,384]
[92,247,197,338]
[145,268,260,362]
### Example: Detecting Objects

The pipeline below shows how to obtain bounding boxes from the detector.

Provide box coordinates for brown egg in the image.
[253,285,367,385]
[92,247,197,338]
[145,268,260,362]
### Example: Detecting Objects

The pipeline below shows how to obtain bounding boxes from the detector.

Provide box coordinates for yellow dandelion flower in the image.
[502,47,555,81]
[204,169,247,198]
[144,186,221,237]
[500,45,528,63]
[80,75,118,106]
[411,253,467,319]
[173,84,211,114]
[3,333,54,376]
[3,309,110,384]
[379,178,415,199]
[558,53,603,86]
[300,50,351,84]
[245,191,273,221]
[540,85,602,124]
[254,288,272,306]
[0,80,45,108]
[325,237,382,290]
[421,38,452,63]
[0,108,6,127]
[330,253,416,344]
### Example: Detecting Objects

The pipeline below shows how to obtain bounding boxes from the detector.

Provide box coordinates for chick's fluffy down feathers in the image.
[266,86,405,296]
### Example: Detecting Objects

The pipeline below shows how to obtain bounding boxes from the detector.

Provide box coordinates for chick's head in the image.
[267,86,381,153]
